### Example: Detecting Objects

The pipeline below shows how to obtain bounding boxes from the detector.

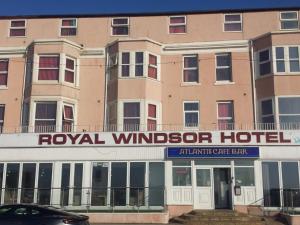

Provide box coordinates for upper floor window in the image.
[148,54,158,79]
[9,20,26,37]
[280,11,299,30]
[65,57,75,83]
[224,14,242,32]
[258,49,271,76]
[61,19,77,36]
[216,53,232,82]
[183,55,198,83]
[275,46,300,73]
[261,99,274,125]
[112,18,129,36]
[35,102,57,132]
[0,59,8,86]
[169,16,186,34]
[0,105,4,133]
[135,52,144,77]
[62,104,74,132]
[217,101,234,130]
[38,56,60,81]
[278,97,300,129]
[121,52,130,77]
[123,102,140,131]
[147,104,157,131]
[184,102,199,128]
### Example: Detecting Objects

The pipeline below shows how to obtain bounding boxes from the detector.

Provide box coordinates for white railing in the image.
[0,122,300,134]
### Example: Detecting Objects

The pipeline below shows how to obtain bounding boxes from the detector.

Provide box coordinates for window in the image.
[172,161,191,186]
[280,11,299,30]
[112,18,129,36]
[289,47,300,72]
[278,97,300,129]
[121,52,130,77]
[275,47,285,72]
[38,56,60,81]
[184,102,199,128]
[148,54,157,79]
[123,102,140,131]
[62,104,74,132]
[9,20,26,37]
[275,46,300,73]
[258,49,271,76]
[234,160,255,186]
[169,16,186,34]
[0,59,8,86]
[183,55,198,83]
[0,105,4,133]
[216,53,232,82]
[35,102,57,132]
[65,57,75,83]
[135,52,144,76]
[217,101,234,130]
[224,14,242,32]
[261,99,275,129]
[61,19,77,36]
[147,104,157,131]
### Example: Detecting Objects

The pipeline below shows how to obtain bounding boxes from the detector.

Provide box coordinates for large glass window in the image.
[61,18,77,36]
[112,18,129,36]
[149,162,164,206]
[169,16,186,34]
[38,56,60,81]
[5,163,20,204]
[130,162,145,206]
[37,163,52,205]
[183,55,198,83]
[111,163,127,206]
[278,97,300,129]
[217,101,234,130]
[280,11,299,30]
[73,163,83,206]
[234,168,255,186]
[60,164,70,206]
[258,49,271,76]
[172,161,191,186]
[262,162,281,207]
[21,163,36,203]
[184,102,199,128]
[9,20,26,37]
[224,14,242,32]
[282,162,300,207]
[91,162,108,206]
[196,169,211,187]
[123,102,140,131]
[216,53,232,81]
[35,102,57,132]
[0,59,8,86]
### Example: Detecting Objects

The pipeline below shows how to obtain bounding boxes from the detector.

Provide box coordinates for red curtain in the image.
[10,29,25,36]
[61,28,77,36]
[38,69,59,80]
[66,58,74,70]
[169,25,186,33]
[39,56,59,68]
[62,19,75,26]
[11,20,25,27]
[0,61,8,71]
[149,54,157,65]
[148,104,156,118]
[147,119,157,131]
[148,67,157,79]
[0,74,7,85]
[64,105,74,120]
[218,103,231,117]
[65,71,74,83]
[170,17,185,24]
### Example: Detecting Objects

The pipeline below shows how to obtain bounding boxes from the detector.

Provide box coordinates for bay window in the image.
[123,102,140,131]
[280,11,299,30]
[0,59,8,86]
[183,55,198,83]
[38,56,60,81]
[169,16,186,34]
[135,52,144,76]
[217,101,234,130]
[35,102,57,132]
[112,18,129,36]
[278,97,300,129]
[9,20,26,37]
[224,14,242,32]
[184,101,199,128]
[275,46,300,73]
[61,18,77,36]
[216,53,232,82]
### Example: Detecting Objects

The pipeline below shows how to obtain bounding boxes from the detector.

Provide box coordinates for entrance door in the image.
[194,168,213,209]
[213,168,232,209]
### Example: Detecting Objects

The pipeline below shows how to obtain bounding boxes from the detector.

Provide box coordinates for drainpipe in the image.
[249,40,257,130]
[103,47,109,132]
[19,47,28,132]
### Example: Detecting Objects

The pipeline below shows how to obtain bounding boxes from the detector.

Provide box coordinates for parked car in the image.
[0,204,90,225]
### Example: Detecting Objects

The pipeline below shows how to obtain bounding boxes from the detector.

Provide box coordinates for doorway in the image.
[213,168,232,209]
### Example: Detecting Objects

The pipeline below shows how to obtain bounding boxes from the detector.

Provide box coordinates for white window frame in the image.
[260,98,275,123]
[37,54,60,82]
[62,103,75,132]
[223,13,242,32]
[215,53,232,82]
[34,101,57,132]
[147,103,157,131]
[257,48,272,77]
[134,52,144,77]
[183,101,199,129]
[9,19,26,37]
[182,55,199,83]
[148,54,158,80]
[273,46,300,74]
[111,17,129,36]
[277,96,300,129]
[60,18,77,36]
[280,11,299,30]
[169,15,186,34]
[217,101,234,130]
[64,56,76,84]
[0,59,8,87]
[120,52,130,77]
[122,101,141,131]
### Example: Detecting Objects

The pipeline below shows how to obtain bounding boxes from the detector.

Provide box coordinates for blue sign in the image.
[166,146,259,158]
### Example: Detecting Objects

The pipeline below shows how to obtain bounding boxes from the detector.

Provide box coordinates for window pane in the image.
[195,159,231,165]
[21,163,36,203]
[122,53,130,64]
[4,163,19,204]
[185,112,198,126]
[149,54,157,65]
[112,27,128,35]
[217,54,231,67]
[11,20,25,27]
[216,68,232,81]
[225,14,241,21]
[73,163,83,206]
[184,102,198,111]
[281,12,298,19]
[183,70,198,82]
[135,52,143,64]
[173,167,191,186]
[124,119,140,131]
[0,106,4,120]
[262,162,280,207]
[281,21,299,30]
[260,62,271,75]
[39,56,59,68]
[173,160,191,166]
[290,60,300,72]
[65,70,74,83]
[289,47,299,58]
[184,56,197,68]
[111,163,127,206]
[38,69,59,80]
[135,65,143,76]
[62,19,76,26]
[38,163,52,205]
[279,98,300,114]
[122,65,130,77]
[124,103,140,117]
[234,160,254,166]
[196,169,211,186]
[169,25,186,33]
[0,60,8,71]
[10,29,25,37]
[218,102,233,117]
[235,167,255,186]
[148,104,156,118]
[259,50,269,62]
[113,18,128,25]
[60,164,70,207]
[224,23,242,31]
[130,162,145,206]
[91,162,108,206]
[66,58,74,70]
[61,28,76,36]
[276,47,284,59]
[276,61,285,72]
[149,162,164,206]
[262,100,273,115]
[36,103,57,119]
[282,162,300,207]
[170,16,185,24]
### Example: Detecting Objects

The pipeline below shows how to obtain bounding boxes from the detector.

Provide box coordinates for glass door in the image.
[193,168,213,209]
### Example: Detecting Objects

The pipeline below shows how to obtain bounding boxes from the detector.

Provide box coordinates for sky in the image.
[0,0,299,17]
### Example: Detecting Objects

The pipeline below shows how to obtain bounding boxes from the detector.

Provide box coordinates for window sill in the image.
[0,86,8,90]
[214,81,235,85]
[32,82,80,89]
[273,72,300,76]
[168,32,187,35]
[180,82,201,87]
[118,76,160,82]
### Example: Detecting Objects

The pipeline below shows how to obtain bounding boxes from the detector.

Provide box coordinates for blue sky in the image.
[0,0,299,17]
